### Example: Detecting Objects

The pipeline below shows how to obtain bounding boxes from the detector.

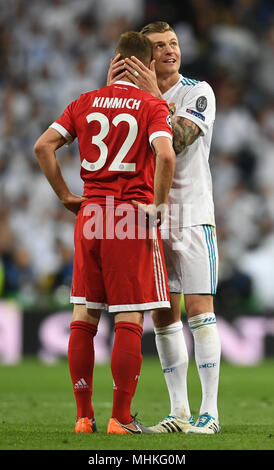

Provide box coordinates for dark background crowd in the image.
[1,0,274,318]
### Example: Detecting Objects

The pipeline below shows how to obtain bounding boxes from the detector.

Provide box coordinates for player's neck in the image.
[158,72,180,94]
[114,78,137,87]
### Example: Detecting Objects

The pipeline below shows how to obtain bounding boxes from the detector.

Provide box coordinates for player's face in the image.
[146,31,181,78]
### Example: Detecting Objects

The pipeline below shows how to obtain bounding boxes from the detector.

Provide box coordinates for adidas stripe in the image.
[152,227,168,302]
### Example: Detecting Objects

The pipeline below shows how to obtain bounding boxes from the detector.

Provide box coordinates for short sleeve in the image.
[148,100,173,147]
[176,82,216,136]
[49,100,77,145]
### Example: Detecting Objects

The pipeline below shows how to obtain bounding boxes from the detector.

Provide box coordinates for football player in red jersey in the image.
[34,31,175,435]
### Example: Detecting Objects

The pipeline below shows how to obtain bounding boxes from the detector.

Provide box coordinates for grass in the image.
[0,357,273,455]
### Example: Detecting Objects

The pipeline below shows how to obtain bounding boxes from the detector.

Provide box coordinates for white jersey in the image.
[161,74,216,228]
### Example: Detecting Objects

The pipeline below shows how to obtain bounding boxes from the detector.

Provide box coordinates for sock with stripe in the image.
[111,321,143,425]
[68,321,97,420]
[154,321,191,420]
[188,312,221,418]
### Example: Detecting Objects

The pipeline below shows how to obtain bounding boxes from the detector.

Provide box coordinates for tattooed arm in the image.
[171,116,201,155]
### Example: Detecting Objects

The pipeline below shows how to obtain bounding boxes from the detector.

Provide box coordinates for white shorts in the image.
[161,225,218,295]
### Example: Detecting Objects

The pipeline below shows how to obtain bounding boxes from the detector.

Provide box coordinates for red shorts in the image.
[70,202,170,313]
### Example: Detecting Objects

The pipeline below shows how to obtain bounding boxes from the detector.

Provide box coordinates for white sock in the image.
[154,321,191,420]
[188,312,221,419]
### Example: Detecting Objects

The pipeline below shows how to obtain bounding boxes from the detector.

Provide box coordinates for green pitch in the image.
[0,357,273,451]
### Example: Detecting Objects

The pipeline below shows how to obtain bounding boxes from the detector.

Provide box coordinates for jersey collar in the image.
[113,80,139,89]
[162,74,183,97]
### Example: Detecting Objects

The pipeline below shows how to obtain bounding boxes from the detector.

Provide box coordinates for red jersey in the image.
[50,81,173,205]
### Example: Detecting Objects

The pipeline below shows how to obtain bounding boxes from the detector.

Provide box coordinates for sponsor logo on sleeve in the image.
[186,108,205,121]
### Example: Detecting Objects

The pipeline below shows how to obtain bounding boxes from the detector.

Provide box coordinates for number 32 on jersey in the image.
[81,112,138,172]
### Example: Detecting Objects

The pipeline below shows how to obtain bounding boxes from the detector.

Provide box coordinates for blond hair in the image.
[140,21,175,36]
[115,31,152,66]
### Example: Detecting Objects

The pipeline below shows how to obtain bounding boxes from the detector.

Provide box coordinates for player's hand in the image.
[60,193,87,215]
[132,200,166,226]
[125,56,162,98]
[107,54,126,85]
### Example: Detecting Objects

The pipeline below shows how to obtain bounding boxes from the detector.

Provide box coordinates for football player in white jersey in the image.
[109,21,221,434]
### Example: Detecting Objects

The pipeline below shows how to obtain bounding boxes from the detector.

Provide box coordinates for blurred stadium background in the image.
[1,0,274,366]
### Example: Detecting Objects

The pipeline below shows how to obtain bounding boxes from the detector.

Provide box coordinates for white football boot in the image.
[149,415,194,433]
[187,412,221,434]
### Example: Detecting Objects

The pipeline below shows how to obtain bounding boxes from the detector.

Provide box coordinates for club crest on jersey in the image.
[166,114,172,127]
[168,102,176,116]
[196,96,207,112]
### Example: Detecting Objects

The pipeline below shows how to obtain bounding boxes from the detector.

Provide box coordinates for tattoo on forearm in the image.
[171,117,201,154]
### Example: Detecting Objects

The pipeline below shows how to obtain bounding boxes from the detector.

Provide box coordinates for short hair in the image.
[140,21,175,36]
[115,31,152,66]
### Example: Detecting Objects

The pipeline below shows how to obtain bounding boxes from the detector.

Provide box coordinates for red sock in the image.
[68,321,97,420]
[111,321,143,424]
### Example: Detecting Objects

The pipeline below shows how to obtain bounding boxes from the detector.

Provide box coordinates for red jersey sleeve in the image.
[49,100,78,144]
[147,99,173,147]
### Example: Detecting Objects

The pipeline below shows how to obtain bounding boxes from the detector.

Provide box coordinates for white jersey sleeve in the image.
[176,81,216,136]
[161,75,216,228]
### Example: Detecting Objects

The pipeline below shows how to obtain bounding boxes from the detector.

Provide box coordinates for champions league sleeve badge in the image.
[196,96,207,112]
[166,114,172,127]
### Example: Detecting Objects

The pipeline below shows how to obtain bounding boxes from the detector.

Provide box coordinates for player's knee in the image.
[114,311,144,327]
[185,295,214,318]
[151,308,179,328]
[72,304,101,326]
